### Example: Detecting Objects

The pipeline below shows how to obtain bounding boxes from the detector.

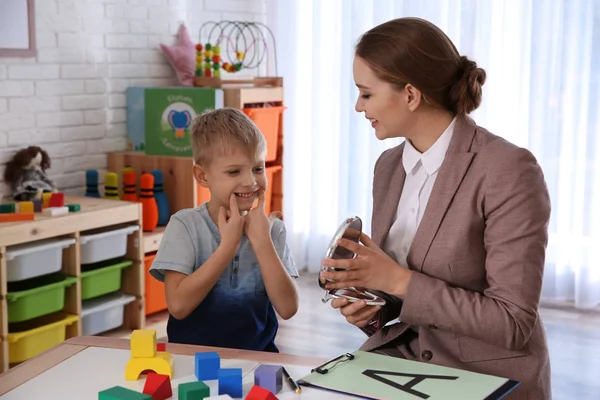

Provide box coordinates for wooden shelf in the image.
[0,196,145,373]
[143,226,165,254]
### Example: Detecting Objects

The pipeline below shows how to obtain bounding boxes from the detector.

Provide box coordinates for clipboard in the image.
[297,350,520,400]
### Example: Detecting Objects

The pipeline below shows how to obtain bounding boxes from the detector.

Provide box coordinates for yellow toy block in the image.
[42,192,52,208]
[18,201,34,213]
[131,329,156,358]
[125,351,173,381]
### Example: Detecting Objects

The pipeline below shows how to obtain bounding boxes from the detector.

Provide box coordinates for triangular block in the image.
[245,385,278,400]
[143,372,172,400]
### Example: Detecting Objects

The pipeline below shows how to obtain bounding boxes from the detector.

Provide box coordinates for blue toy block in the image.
[218,368,243,398]
[195,351,220,380]
[254,364,282,394]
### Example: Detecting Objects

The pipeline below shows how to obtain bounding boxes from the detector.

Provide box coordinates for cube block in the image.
[179,381,210,400]
[254,364,282,394]
[218,368,243,398]
[195,351,220,380]
[131,329,157,358]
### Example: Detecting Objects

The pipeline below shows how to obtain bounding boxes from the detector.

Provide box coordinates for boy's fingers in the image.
[218,206,226,225]
[229,193,240,215]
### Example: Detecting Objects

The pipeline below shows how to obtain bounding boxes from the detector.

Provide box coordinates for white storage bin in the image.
[81,292,136,336]
[79,225,139,264]
[6,238,76,282]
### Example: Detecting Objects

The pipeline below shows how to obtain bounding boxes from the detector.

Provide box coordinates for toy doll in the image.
[3,146,57,201]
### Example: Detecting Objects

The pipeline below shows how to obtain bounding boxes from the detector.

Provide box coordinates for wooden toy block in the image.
[195,351,220,380]
[67,203,81,212]
[42,206,69,216]
[245,385,278,400]
[18,201,34,213]
[218,368,243,398]
[131,329,157,358]
[178,381,210,400]
[50,192,65,207]
[142,372,172,400]
[125,351,173,380]
[98,385,151,400]
[0,212,34,223]
[254,364,282,394]
[0,203,16,213]
[33,198,43,212]
[42,192,53,208]
[206,396,233,400]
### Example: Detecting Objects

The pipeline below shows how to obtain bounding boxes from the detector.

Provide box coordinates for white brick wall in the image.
[0,0,267,197]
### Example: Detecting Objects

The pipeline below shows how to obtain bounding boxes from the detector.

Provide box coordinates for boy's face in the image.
[194,143,267,213]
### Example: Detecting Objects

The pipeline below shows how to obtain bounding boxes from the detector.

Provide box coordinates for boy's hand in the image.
[218,193,245,255]
[245,189,281,247]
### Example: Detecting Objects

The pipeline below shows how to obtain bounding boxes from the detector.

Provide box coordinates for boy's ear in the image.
[193,163,209,188]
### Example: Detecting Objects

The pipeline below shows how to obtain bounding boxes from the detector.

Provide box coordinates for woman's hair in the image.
[355,17,486,115]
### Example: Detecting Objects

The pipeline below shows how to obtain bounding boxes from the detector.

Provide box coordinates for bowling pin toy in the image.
[151,169,169,226]
[85,170,101,198]
[122,170,138,202]
[139,173,158,232]
[104,172,120,200]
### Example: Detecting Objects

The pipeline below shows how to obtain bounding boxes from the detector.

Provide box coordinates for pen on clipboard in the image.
[282,366,302,394]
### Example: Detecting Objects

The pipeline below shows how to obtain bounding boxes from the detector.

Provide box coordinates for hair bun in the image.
[449,56,487,115]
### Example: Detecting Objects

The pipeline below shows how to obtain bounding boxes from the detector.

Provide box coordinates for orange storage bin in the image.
[243,106,286,162]
[144,253,167,315]
[195,165,282,215]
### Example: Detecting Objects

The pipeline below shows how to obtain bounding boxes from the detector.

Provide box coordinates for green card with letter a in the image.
[298,350,520,399]
[144,87,223,157]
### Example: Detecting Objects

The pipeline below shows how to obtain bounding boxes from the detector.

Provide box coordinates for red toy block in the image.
[156,343,166,352]
[143,372,172,400]
[245,385,278,400]
[50,192,65,207]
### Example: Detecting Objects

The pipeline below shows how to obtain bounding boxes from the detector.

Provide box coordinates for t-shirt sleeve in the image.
[272,219,299,278]
[149,215,196,282]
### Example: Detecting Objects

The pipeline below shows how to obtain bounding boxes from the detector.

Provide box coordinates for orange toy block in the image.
[143,372,172,400]
[50,192,65,207]
[245,385,278,400]
[0,213,34,223]
[18,201,34,213]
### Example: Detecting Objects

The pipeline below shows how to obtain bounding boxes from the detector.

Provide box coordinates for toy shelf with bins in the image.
[0,196,145,373]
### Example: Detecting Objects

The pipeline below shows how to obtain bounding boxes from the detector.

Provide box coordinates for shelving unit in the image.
[0,196,144,373]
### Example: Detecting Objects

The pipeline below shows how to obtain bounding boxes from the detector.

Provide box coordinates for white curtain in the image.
[267,0,600,310]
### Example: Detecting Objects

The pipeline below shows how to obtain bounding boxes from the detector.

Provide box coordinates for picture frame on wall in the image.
[0,0,36,57]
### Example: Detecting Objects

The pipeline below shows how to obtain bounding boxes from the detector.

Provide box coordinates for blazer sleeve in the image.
[399,147,551,351]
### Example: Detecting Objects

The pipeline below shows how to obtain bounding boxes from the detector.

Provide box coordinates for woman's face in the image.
[353,56,413,140]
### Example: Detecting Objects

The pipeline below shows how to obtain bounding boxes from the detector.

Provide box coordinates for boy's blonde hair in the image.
[191,107,266,165]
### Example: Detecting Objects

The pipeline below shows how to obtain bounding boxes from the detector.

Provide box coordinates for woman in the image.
[320,17,551,400]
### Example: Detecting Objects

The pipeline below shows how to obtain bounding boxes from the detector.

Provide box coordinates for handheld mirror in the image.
[319,216,386,306]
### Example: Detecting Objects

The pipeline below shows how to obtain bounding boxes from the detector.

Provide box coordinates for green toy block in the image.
[0,203,16,213]
[98,385,151,400]
[67,203,81,212]
[179,380,210,400]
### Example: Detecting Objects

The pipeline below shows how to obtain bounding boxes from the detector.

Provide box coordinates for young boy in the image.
[149,107,299,353]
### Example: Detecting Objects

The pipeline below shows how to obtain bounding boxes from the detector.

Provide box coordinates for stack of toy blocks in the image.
[0,191,80,223]
[195,351,243,398]
[125,330,174,381]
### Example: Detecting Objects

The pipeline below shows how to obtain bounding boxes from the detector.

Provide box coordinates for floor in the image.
[118,272,600,399]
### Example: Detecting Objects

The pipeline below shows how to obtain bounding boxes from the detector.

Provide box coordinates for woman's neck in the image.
[406,110,456,153]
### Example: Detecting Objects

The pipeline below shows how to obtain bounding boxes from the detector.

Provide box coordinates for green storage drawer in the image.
[6,274,78,323]
[80,259,133,300]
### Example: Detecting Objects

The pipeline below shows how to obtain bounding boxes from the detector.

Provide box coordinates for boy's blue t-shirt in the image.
[149,203,298,352]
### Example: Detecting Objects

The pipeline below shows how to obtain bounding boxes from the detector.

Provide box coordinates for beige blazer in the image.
[362,116,552,400]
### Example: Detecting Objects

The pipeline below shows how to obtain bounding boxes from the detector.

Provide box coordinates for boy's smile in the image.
[194,143,267,221]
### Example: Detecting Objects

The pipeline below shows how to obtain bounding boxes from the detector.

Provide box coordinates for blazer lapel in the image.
[371,144,405,247]
[407,117,477,272]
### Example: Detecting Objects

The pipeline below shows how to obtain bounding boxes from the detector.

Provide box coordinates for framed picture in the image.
[0,0,36,57]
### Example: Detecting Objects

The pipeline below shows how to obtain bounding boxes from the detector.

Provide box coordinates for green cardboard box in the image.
[127,87,223,156]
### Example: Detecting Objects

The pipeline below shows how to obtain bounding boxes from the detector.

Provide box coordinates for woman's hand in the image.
[244,189,282,247]
[331,298,381,328]
[320,233,412,298]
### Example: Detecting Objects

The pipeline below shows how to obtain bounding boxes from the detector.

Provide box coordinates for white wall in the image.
[0,0,267,197]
